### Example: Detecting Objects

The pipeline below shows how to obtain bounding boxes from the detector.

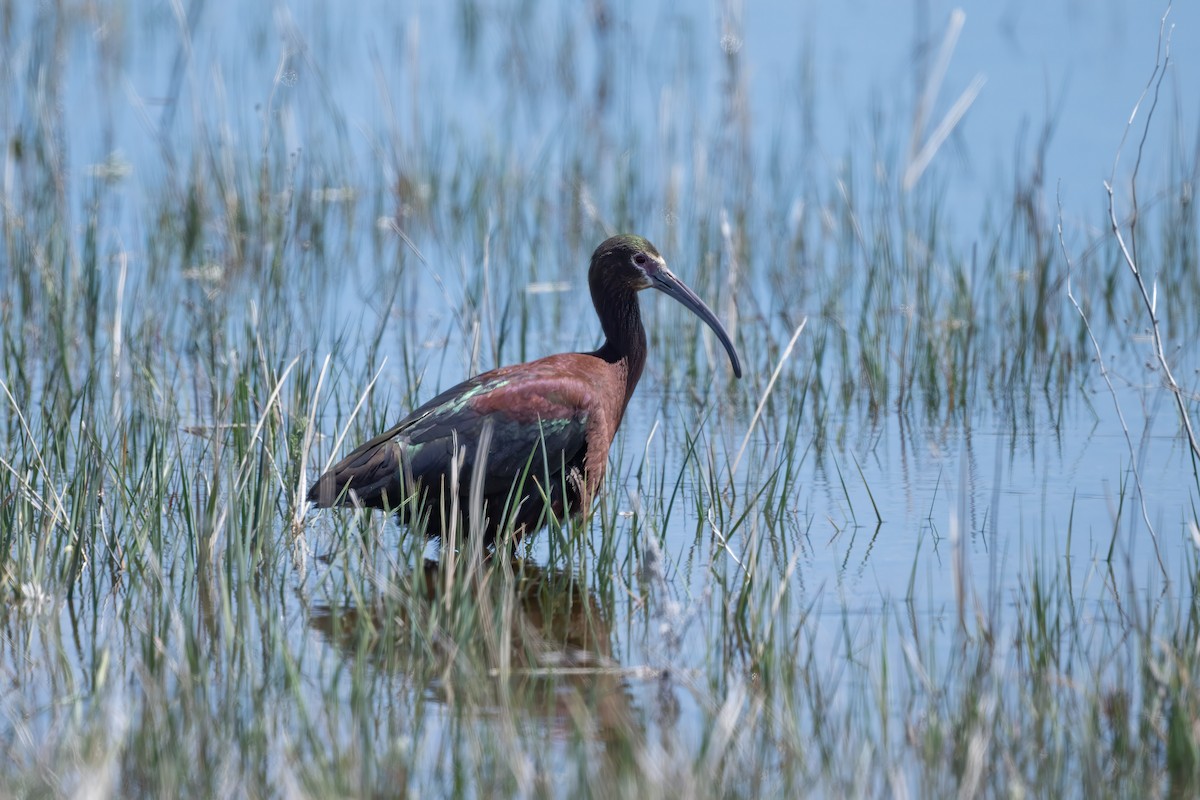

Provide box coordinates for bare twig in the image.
[904,9,987,191]
[730,318,807,479]
[323,358,388,473]
[1059,194,1166,574]
[1105,8,1200,468]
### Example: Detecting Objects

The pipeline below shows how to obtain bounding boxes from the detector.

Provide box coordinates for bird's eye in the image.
[633,253,648,267]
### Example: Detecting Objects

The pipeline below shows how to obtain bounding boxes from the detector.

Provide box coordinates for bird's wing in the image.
[398,368,593,499]
[310,358,598,508]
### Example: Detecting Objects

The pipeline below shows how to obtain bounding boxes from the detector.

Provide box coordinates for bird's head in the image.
[590,234,743,378]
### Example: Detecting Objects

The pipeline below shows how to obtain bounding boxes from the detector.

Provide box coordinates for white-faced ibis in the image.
[308,234,742,544]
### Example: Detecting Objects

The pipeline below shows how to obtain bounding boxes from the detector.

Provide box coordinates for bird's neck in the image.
[592,287,647,405]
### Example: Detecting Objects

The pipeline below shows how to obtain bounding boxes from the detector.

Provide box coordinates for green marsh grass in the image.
[2,1,1200,797]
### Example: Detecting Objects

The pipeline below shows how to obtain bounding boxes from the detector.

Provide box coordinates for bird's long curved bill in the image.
[651,268,743,378]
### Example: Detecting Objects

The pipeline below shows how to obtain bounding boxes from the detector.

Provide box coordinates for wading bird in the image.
[308,234,742,544]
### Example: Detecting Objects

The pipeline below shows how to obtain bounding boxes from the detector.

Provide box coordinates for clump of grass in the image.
[1,1,1199,798]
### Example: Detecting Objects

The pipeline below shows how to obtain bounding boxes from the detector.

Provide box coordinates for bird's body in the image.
[308,234,741,545]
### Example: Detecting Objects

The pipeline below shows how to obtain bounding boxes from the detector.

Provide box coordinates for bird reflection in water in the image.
[306,558,641,749]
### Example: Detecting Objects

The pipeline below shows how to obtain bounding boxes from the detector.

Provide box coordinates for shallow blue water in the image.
[4,0,1199,787]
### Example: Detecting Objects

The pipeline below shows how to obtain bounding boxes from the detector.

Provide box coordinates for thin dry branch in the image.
[1105,7,1200,469]
[1059,193,1166,575]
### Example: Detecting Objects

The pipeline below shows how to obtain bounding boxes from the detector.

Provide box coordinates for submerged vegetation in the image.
[1,0,1199,796]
